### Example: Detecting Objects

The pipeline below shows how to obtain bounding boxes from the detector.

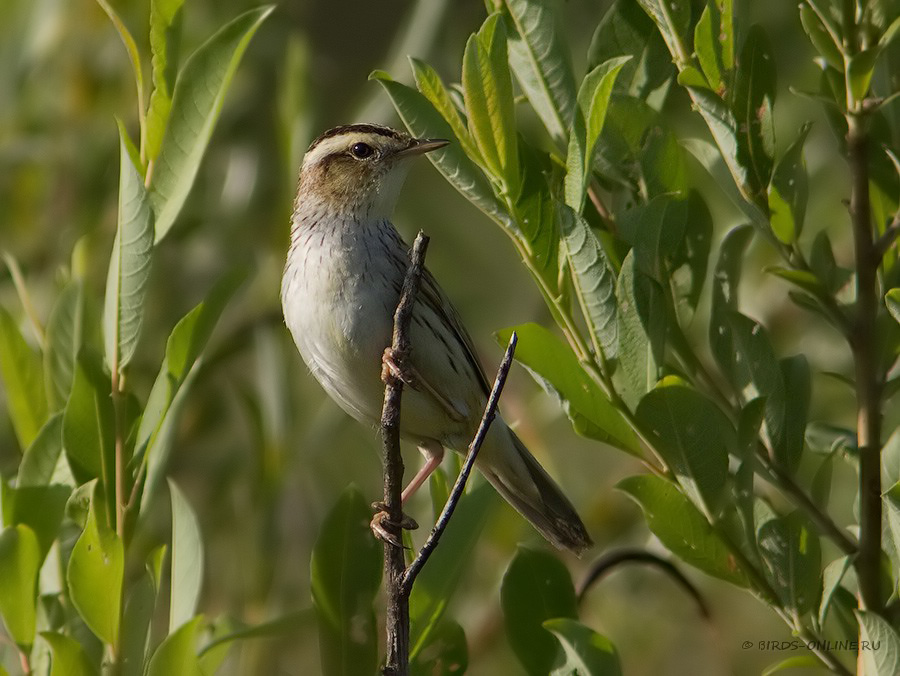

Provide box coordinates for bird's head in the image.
[296,124,448,219]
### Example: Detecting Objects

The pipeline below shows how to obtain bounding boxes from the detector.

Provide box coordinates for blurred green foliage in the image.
[1,0,899,674]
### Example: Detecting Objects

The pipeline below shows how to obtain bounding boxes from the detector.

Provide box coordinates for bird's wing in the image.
[418,267,492,397]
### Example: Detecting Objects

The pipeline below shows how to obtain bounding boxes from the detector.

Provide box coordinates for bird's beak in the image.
[395,137,450,157]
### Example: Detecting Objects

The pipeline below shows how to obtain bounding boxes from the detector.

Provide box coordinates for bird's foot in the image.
[370,501,418,547]
[381,347,414,387]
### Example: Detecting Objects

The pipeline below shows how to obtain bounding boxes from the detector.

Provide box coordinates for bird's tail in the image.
[476,422,592,555]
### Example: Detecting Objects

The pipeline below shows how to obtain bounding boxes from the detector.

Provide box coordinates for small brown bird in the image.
[281,123,591,554]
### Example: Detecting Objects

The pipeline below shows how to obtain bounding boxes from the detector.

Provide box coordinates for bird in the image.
[281,123,591,554]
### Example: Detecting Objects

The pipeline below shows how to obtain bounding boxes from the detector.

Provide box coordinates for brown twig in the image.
[381,232,429,675]
[401,331,517,595]
[380,231,518,675]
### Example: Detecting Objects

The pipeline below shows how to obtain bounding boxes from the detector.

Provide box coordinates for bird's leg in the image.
[370,441,444,546]
[381,347,466,423]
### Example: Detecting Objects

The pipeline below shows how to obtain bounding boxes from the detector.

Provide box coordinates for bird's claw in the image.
[382,347,415,387]
[370,501,418,547]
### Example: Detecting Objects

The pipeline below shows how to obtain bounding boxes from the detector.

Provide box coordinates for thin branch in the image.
[846,113,885,616]
[381,231,430,676]
[577,548,710,620]
[401,331,518,595]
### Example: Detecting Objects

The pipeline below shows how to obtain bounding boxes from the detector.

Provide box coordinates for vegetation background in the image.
[1,0,896,674]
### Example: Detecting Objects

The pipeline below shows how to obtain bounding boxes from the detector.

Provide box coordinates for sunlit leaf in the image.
[856,610,900,676]
[150,6,274,242]
[616,251,666,408]
[818,555,851,628]
[40,632,96,676]
[410,58,481,163]
[0,305,48,450]
[1,482,69,561]
[847,48,879,103]
[635,0,691,63]
[557,204,617,361]
[18,413,64,488]
[799,4,843,71]
[543,618,621,676]
[695,5,722,91]
[67,483,124,646]
[495,324,638,455]
[63,351,114,485]
[502,0,577,144]
[168,479,204,633]
[147,615,204,676]
[888,288,900,324]
[636,379,733,518]
[462,14,519,192]
[0,525,40,647]
[371,72,513,231]
[103,123,155,374]
[146,0,186,162]
[618,474,747,586]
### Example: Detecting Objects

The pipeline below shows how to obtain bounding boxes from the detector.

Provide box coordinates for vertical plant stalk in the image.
[380,231,517,675]
[847,113,884,616]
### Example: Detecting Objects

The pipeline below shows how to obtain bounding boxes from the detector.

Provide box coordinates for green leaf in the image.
[588,0,672,98]
[557,204,618,361]
[149,6,273,243]
[756,509,821,614]
[564,56,630,210]
[636,380,733,518]
[462,14,519,192]
[95,0,146,153]
[502,0,577,144]
[709,224,754,390]
[618,474,747,586]
[733,25,776,199]
[730,313,807,473]
[121,570,159,676]
[63,351,114,485]
[669,192,714,315]
[198,608,315,657]
[635,0,691,63]
[695,5,723,91]
[1,483,69,561]
[147,615,204,676]
[0,525,40,647]
[145,0,186,162]
[761,656,825,675]
[40,632,96,676]
[371,72,512,230]
[43,281,83,410]
[501,547,577,675]
[884,482,900,588]
[410,483,496,661]
[616,251,666,408]
[409,58,481,163]
[137,271,244,513]
[856,610,900,676]
[543,618,622,676]
[0,305,48,449]
[67,483,124,646]
[799,4,844,71]
[847,48,879,103]
[886,288,900,324]
[768,123,811,244]
[168,479,203,633]
[410,619,468,676]
[818,555,851,628]
[18,412,65,488]
[104,123,155,374]
[513,144,560,292]
[310,487,381,676]
[494,324,638,455]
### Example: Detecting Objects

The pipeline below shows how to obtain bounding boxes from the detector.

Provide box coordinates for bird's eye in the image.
[350,142,374,159]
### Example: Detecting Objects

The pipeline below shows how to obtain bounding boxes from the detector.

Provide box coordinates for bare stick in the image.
[401,331,518,595]
[381,231,429,676]
[576,547,709,619]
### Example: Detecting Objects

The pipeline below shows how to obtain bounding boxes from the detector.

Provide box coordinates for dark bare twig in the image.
[381,232,430,676]
[401,331,518,595]
[577,548,710,620]
[380,231,518,675]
